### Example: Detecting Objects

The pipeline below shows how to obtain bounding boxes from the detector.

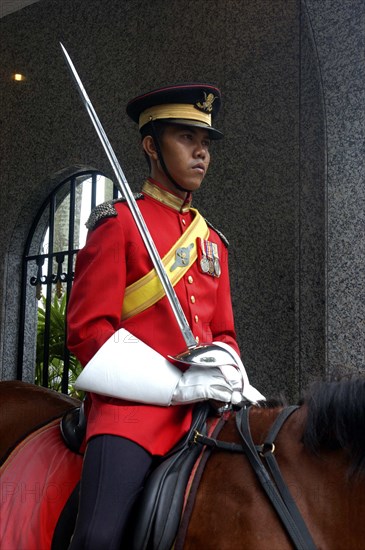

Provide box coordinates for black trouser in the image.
[68,435,153,550]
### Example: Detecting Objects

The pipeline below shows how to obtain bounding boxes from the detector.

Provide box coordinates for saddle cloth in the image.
[0,420,83,550]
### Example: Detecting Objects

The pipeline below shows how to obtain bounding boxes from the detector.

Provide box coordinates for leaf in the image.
[35,292,83,397]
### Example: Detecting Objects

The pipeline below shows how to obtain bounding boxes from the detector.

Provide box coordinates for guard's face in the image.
[156,124,211,194]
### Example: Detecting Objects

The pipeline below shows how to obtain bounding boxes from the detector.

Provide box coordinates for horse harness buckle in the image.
[259,442,276,457]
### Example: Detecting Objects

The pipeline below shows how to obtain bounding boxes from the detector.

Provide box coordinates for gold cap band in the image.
[139,103,212,129]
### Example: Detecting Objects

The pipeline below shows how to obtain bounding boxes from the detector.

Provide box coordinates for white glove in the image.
[219,364,244,405]
[171,365,234,405]
[214,342,266,404]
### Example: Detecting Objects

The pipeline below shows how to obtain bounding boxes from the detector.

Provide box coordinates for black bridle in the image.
[194,406,317,550]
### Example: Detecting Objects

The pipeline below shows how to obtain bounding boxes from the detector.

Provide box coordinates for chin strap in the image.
[150,120,190,193]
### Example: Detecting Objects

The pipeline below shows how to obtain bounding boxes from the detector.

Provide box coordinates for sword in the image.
[60,43,238,369]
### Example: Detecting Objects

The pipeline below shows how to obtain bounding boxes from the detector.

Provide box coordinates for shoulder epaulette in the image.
[86,194,144,230]
[205,218,229,247]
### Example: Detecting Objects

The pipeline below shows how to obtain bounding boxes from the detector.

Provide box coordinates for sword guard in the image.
[168,343,239,369]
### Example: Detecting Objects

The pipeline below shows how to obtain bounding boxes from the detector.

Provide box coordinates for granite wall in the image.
[0,0,364,401]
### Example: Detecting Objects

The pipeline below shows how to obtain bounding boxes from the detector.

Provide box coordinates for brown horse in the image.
[183,380,365,550]
[1,377,365,549]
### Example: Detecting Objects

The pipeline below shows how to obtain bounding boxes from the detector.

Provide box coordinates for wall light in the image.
[13,73,26,82]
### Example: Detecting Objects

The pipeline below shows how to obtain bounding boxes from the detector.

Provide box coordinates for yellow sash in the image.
[121,208,209,320]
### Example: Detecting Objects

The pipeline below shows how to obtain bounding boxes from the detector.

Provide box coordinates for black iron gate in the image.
[18,171,118,394]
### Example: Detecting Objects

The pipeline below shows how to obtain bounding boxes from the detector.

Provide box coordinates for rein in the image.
[194,406,317,550]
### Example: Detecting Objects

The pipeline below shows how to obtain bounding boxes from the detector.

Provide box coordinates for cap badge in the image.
[195,92,217,114]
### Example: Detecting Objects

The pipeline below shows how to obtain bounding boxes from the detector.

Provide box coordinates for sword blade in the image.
[60,43,197,350]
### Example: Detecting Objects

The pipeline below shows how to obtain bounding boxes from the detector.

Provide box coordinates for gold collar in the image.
[142,179,192,213]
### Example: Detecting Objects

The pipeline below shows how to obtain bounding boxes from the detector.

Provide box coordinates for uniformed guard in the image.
[67,83,264,549]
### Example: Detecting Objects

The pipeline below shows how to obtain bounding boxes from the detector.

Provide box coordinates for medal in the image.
[200,256,210,273]
[211,242,221,277]
[197,238,221,277]
[214,257,221,277]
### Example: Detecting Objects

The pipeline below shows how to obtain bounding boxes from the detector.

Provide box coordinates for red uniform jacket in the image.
[67,179,239,455]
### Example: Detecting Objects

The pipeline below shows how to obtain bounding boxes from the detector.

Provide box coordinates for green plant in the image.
[36,293,83,398]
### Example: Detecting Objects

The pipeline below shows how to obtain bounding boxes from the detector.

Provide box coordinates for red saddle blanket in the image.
[0,419,83,550]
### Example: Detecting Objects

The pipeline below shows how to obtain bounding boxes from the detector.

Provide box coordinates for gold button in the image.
[190,295,196,304]
[195,336,200,343]
[194,315,199,323]
[182,219,186,225]
[188,275,193,284]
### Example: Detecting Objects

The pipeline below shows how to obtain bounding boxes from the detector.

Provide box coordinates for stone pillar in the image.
[303,0,365,378]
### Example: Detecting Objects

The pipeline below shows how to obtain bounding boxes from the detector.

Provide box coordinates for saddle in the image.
[58,402,211,550]
[129,403,210,550]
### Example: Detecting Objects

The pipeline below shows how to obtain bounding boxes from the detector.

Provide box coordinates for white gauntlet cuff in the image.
[74,329,182,406]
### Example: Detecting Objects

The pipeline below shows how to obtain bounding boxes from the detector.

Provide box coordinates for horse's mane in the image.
[302,375,365,477]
